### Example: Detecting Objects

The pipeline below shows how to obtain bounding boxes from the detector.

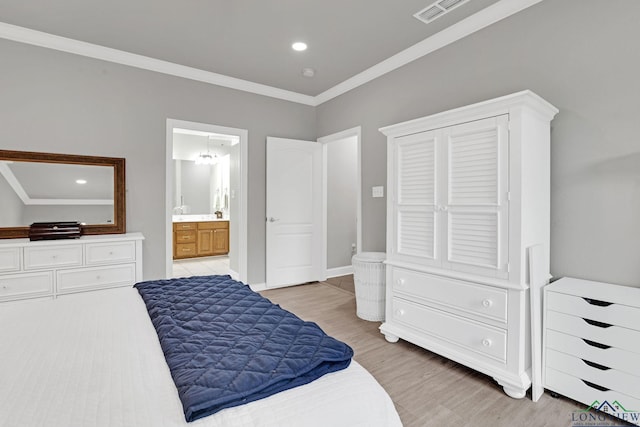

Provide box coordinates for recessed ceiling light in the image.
[301,68,316,78]
[76,179,87,184]
[292,42,307,51]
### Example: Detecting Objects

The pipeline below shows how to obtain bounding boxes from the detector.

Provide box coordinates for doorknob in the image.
[268,217,280,222]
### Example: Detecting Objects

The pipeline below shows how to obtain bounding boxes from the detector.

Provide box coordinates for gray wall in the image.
[327,136,358,269]
[317,0,640,287]
[0,174,24,227]
[0,38,315,283]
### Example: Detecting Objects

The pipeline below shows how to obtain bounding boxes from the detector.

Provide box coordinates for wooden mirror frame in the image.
[0,149,125,239]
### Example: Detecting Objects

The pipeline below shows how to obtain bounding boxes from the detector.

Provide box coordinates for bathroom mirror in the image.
[0,149,125,239]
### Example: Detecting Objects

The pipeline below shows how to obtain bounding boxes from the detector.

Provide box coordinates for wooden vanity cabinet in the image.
[173,221,229,259]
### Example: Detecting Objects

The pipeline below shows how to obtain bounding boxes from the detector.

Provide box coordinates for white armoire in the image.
[379,90,558,398]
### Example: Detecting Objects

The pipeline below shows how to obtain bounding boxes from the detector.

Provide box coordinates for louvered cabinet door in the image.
[442,115,509,278]
[392,130,440,266]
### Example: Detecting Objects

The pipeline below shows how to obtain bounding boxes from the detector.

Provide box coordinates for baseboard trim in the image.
[249,283,267,292]
[228,269,239,281]
[326,265,354,278]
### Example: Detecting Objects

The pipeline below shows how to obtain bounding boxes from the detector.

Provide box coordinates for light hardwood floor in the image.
[261,280,627,427]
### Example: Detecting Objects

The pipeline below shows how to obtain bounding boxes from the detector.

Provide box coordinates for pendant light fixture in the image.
[195,136,217,165]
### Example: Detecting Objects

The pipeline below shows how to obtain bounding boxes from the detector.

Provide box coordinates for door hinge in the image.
[506,191,511,201]
[506,263,510,273]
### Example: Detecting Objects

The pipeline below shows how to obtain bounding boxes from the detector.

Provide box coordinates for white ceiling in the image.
[0,0,508,99]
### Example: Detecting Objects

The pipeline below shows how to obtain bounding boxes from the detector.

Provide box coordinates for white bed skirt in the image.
[0,287,402,427]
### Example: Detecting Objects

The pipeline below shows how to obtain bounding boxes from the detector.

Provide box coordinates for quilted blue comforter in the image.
[134,275,353,422]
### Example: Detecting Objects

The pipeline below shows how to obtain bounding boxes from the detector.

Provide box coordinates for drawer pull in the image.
[396,278,405,287]
[395,309,405,317]
[582,359,611,371]
[481,299,493,308]
[481,338,492,347]
[582,380,610,392]
[582,297,613,307]
[582,339,611,350]
[583,318,613,328]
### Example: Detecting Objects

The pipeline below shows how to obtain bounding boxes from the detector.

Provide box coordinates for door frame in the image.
[317,126,362,279]
[165,118,248,283]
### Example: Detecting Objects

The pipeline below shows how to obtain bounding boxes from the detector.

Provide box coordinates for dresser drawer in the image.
[57,264,136,294]
[546,349,640,399]
[175,230,196,243]
[85,241,136,265]
[24,245,83,270]
[546,367,640,420]
[0,272,53,301]
[0,248,20,273]
[198,221,228,230]
[391,297,507,362]
[546,311,640,354]
[173,222,197,231]
[175,243,197,257]
[546,329,639,377]
[391,268,507,322]
[547,291,640,331]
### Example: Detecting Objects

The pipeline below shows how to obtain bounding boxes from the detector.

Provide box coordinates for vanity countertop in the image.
[172,215,229,223]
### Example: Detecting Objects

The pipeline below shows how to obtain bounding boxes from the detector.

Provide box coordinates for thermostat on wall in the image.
[372,186,384,198]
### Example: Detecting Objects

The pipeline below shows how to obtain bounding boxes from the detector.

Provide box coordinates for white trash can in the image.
[352,252,386,321]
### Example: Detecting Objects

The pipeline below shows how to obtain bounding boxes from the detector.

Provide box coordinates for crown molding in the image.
[314,0,545,105]
[0,22,316,106]
[0,0,545,108]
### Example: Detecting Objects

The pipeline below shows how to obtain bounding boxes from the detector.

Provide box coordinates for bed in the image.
[0,277,402,427]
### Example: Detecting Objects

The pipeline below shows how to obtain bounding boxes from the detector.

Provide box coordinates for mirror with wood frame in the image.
[0,150,125,239]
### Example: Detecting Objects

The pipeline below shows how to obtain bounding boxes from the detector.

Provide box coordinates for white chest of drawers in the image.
[544,277,640,425]
[0,233,144,303]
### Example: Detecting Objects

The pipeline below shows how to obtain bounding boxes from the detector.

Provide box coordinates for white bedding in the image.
[0,287,402,427]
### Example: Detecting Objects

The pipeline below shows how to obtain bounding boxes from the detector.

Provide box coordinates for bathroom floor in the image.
[171,255,230,278]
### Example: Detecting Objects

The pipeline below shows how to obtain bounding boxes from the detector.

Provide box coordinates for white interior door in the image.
[266,137,322,288]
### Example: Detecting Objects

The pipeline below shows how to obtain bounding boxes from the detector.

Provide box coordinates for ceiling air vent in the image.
[414,0,470,24]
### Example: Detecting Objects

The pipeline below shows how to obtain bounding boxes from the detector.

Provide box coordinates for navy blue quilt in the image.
[134,275,353,422]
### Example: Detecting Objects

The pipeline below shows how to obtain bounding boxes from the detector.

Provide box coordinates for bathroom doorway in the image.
[165,119,248,283]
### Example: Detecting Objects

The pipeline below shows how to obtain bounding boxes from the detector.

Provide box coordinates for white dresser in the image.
[379,91,558,398]
[0,233,144,303]
[544,277,640,425]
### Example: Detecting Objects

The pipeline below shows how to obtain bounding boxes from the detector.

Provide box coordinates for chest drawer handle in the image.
[395,279,405,287]
[582,339,611,350]
[582,359,611,371]
[481,299,493,308]
[582,380,609,392]
[395,309,405,317]
[583,297,613,307]
[583,318,613,328]
[481,338,492,347]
